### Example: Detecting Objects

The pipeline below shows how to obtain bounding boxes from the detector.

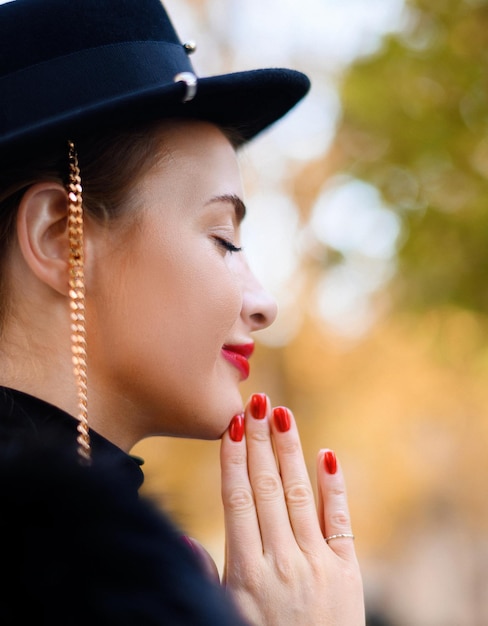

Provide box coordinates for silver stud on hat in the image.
[173,71,198,103]
[183,41,197,54]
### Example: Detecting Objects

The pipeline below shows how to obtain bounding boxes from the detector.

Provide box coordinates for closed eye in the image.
[214,237,242,253]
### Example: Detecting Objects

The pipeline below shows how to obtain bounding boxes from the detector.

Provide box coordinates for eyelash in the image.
[214,237,242,253]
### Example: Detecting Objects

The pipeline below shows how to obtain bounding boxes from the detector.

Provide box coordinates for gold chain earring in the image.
[67,140,91,464]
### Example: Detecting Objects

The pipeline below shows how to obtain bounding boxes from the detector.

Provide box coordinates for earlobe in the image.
[16,182,71,296]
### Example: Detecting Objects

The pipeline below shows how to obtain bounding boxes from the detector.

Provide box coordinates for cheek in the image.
[166,249,243,348]
[85,226,245,436]
[96,241,243,364]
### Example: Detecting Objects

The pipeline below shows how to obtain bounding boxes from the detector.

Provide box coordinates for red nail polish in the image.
[180,535,196,553]
[273,406,291,432]
[324,450,337,474]
[229,413,245,442]
[250,393,267,419]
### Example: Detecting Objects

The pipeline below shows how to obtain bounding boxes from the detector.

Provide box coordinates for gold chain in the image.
[67,141,91,464]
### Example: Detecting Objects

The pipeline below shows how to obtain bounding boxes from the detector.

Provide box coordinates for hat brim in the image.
[2,67,310,158]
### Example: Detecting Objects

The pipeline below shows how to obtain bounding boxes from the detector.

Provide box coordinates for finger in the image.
[267,405,324,551]
[317,449,356,559]
[243,395,298,551]
[220,412,262,567]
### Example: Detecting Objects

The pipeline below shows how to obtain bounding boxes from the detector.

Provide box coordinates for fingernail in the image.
[273,406,291,432]
[324,450,337,474]
[250,393,267,419]
[229,413,245,442]
[180,535,196,553]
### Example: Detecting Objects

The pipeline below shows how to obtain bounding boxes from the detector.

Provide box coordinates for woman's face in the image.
[86,120,277,446]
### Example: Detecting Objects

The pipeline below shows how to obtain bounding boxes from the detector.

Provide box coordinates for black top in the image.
[0,387,249,625]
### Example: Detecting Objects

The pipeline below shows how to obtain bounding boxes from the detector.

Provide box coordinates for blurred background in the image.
[132,0,488,624]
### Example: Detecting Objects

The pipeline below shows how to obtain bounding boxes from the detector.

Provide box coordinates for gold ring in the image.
[325,533,355,543]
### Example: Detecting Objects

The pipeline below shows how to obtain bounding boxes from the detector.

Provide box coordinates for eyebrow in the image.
[206,193,247,223]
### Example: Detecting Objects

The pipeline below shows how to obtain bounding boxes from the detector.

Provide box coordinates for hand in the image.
[220,393,365,626]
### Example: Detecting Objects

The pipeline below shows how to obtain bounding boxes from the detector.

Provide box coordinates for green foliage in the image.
[333,0,488,312]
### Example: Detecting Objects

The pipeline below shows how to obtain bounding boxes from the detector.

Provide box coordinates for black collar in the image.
[0,386,145,492]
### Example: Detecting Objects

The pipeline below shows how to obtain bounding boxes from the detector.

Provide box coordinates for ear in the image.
[16,182,72,296]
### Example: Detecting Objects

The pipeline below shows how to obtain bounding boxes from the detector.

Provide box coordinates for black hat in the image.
[0,0,310,157]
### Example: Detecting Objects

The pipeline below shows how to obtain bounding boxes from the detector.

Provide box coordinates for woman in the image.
[0,0,364,624]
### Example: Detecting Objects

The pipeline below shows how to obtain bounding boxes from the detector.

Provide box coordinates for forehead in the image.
[134,119,244,212]
[152,119,237,159]
[151,119,240,176]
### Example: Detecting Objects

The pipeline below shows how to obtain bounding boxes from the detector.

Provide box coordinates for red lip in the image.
[222,343,254,381]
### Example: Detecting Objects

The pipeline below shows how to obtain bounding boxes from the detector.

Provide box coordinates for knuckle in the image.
[248,429,270,444]
[229,562,264,594]
[253,472,282,500]
[280,438,301,456]
[329,484,347,498]
[270,554,295,585]
[224,487,255,513]
[284,481,313,507]
[339,562,364,592]
[330,509,351,527]
[226,449,247,467]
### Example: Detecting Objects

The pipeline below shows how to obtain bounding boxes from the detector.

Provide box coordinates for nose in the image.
[240,257,278,332]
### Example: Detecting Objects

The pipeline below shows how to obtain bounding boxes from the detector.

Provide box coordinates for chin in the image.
[165,391,243,440]
[186,410,241,441]
[195,420,233,441]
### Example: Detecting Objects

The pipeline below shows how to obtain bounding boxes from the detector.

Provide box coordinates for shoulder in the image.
[0,438,248,625]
